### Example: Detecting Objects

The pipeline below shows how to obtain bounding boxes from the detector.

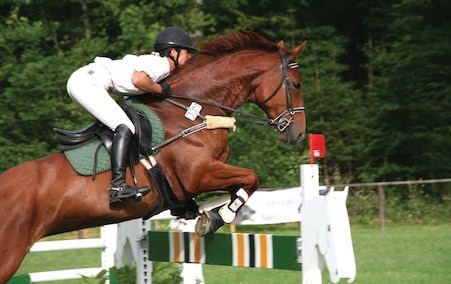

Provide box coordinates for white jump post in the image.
[300,164,356,284]
[115,218,152,284]
[115,214,203,284]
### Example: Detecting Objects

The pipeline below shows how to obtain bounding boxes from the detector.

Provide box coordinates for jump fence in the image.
[114,164,356,284]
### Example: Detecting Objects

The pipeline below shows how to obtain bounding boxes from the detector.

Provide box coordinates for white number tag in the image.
[185,102,202,121]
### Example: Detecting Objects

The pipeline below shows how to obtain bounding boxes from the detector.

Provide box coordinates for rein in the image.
[166,96,269,126]
[165,51,304,131]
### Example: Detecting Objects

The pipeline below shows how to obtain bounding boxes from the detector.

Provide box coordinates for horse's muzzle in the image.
[279,130,305,146]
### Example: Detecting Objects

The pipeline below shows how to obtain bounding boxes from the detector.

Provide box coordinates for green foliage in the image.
[81,269,108,284]
[108,263,181,284]
[297,26,374,184]
[365,0,451,188]
[110,265,136,284]
[346,184,451,225]
[0,0,449,207]
[152,262,183,284]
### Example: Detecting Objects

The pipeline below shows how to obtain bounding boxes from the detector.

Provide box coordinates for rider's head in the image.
[154,27,197,66]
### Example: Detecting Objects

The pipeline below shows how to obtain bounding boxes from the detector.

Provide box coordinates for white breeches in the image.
[66,63,136,134]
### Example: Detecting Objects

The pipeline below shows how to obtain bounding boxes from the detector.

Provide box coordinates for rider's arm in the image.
[131,71,164,94]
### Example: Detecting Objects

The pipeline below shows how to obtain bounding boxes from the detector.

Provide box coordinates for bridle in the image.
[165,51,305,133]
[257,52,305,132]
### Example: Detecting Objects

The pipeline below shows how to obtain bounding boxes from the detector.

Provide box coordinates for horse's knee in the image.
[246,171,259,192]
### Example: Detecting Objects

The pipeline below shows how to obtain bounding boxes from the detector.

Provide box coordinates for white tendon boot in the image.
[195,188,249,236]
[218,188,249,223]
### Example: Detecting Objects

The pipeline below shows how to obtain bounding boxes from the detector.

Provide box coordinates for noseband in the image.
[258,52,305,132]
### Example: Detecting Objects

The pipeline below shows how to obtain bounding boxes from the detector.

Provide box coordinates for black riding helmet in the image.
[154,27,197,53]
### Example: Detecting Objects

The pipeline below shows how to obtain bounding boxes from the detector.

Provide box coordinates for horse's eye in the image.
[293,82,302,89]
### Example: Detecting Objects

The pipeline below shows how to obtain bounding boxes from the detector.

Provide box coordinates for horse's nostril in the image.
[298,132,305,141]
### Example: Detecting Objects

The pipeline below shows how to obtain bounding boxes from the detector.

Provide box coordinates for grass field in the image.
[14,223,451,284]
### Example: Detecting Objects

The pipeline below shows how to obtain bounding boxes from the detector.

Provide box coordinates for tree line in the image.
[0,0,449,201]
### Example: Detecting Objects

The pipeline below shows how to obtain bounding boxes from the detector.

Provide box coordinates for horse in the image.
[0,30,307,282]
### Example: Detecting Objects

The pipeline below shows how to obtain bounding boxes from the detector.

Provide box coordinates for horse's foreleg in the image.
[191,163,258,236]
[0,161,43,283]
[195,188,250,236]
[0,212,34,282]
[217,188,249,222]
[0,242,30,283]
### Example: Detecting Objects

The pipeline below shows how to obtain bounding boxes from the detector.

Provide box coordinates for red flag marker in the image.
[309,134,326,164]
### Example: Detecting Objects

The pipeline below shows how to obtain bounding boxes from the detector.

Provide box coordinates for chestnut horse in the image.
[0,31,307,282]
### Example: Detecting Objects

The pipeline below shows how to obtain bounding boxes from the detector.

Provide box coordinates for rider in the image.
[66,27,197,205]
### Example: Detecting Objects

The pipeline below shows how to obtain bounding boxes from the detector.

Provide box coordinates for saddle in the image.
[54,101,153,163]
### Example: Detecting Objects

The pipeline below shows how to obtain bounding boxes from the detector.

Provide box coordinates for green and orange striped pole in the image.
[148,231,301,271]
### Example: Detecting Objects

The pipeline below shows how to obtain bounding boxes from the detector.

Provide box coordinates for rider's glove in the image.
[158,82,172,98]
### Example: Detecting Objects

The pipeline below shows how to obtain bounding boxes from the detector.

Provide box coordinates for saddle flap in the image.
[54,121,102,147]
[54,121,101,137]
[120,101,153,159]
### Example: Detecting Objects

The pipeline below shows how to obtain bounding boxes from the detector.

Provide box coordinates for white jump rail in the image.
[12,224,117,283]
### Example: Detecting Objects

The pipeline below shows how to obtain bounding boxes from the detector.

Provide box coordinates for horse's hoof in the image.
[195,210,225,237]
[195,213,212,237]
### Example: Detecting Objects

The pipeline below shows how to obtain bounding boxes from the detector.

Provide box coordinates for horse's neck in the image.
[172,53,275,111]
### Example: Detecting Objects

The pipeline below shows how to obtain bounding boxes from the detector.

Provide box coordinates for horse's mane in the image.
[172,31,280,77]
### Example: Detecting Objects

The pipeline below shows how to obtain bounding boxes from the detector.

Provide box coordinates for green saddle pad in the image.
[64,99,164,176]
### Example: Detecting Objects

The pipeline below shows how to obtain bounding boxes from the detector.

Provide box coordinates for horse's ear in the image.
[277,40,285,48]
[292,40,307,59]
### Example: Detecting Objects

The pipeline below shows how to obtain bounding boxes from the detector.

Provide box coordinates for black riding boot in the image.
[109,124,144,205]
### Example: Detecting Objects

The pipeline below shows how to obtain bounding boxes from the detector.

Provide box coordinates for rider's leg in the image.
[67,64,147,204]
[66,63,136,133]
[109,124,140,204]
